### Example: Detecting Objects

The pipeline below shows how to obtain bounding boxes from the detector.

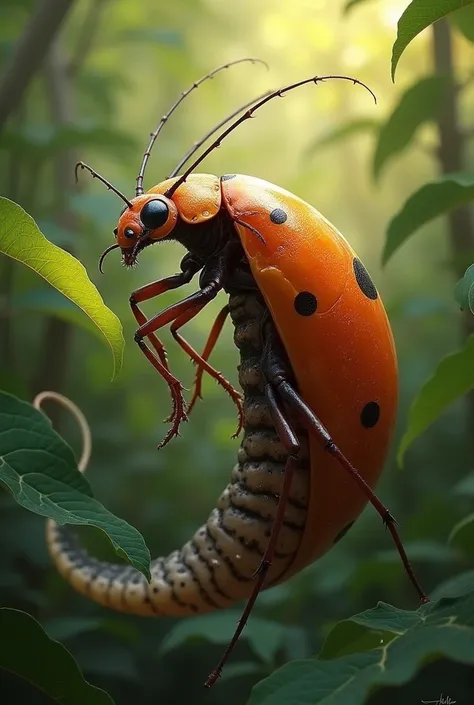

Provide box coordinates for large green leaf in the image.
[0,197,124,379]
[397,335,474,467]
[0,391,151,579]
[306,119,378,157]
[382,172,474,265]
[0,608,114,705]
[391,0,474,81]
[451,4,474,42]
[373,76,445,179]
[248,592,474,705]
[161,611,293,665]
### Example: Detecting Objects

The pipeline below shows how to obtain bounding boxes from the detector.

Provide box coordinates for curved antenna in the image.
[167,89,272,179]
[75,161,133,208]
[135,57,268,197]
[165,74,377,199]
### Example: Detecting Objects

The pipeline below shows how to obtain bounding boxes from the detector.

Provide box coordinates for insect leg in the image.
[129,254,202,371]
[262,323,429,604]
[206,383,300,687]
[170,304,243,437]
[187,305,230,415]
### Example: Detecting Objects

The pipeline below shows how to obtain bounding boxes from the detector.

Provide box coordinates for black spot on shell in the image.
[361,402,380,428]
[334,521,354,544]
[353,258,378,300]
[294,291,318,316]
[221,174,236,181]
[270,208,287,224]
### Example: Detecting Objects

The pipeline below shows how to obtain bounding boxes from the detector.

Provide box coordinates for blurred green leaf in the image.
[452,471,474,498]
[0,608,114,705]
[43,618,104,642]
[391,0,474,81]
[398,335,474,467]
[343,0,376,13]
[449,514,474,555]
[454,263,474,312]
[220,661,266,681]
[118,27,182,45]
[307,119,378,156]
[450,4,474,42]
[0,391,151,580]
[161,611,290,664]
[0,197,124,379]
[431,570,474,600]
[373,76,444,179]
[383,172,474,265]
[0,123,138,160]
[248,592,474,705]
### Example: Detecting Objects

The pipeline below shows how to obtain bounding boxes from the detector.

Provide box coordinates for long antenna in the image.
[75,161,133,208]
[165,74,377,199]
[135,58,268,197]
[167,89,272,179]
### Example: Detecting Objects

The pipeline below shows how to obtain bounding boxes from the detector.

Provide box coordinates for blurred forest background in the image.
[1,0,474,703]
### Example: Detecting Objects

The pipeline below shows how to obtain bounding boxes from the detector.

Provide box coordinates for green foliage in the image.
[449,514,474,554]
[450,4,474,42]
[391,0,474,80]
[0,608,114,705]
[0,391,151,579]
[0,197,124,379]
[373,76,445,179]
[397,335,474,466]
[306,119,378,157]
[383,172,474,265]
[454,263,474,312]
[248,592,474,705]
[343,0,375,14]
[161,611,297,665]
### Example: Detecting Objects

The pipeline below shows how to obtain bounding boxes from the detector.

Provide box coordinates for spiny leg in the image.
[170,304,243,438]
[262,323,429,604]
[187,305,230,416]
[130,255,201,372]
[206,383,300,687]
[134,251,234,445]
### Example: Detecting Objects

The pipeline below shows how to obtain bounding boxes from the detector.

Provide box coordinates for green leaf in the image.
[450,4,474,42]
[320,602,422,660]
[449,514,474,555]
[391,0,474,81]
[454,263,474,312]
[306,119,378,156]
[43,618,104,642]
[373,76,444,179]
[383,172,474,265]
[0,608,114,705]
[248,592,474,705]
[0,391,151,580]
[431,570,474,600]
[343,0,376,13]
[161,611,290,664]
[397,335,474,466]
[0,197,124,380]
[452,471,474,498]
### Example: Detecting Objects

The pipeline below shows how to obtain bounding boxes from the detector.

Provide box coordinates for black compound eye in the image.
[140,199,169,230]
[124,227,135,239]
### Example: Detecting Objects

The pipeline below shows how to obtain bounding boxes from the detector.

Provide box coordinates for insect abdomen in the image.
[46,292,310,616]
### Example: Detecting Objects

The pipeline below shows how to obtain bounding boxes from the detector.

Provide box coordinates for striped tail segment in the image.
[46,292,310,616]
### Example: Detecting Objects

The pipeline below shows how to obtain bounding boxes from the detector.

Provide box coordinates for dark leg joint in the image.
[134,331,143,344]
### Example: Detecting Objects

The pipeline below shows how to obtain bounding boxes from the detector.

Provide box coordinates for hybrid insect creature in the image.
[45,60,428,686]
